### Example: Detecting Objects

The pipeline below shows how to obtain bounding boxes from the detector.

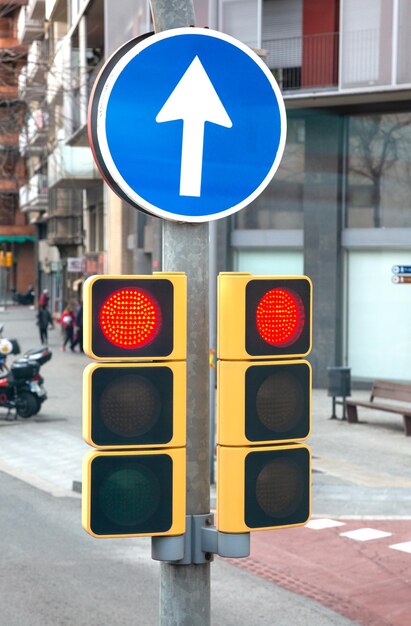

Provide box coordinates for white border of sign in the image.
[94,27,287,223]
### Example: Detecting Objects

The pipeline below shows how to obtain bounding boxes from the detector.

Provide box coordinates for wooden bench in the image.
[346,380,411,436]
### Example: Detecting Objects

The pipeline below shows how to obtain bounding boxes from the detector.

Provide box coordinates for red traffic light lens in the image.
[256,288,305,347]
[99,288,161,349]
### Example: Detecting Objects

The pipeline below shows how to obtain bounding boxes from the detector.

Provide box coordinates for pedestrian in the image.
[36,305,54,346]
[60,304,75,352]
[39,289,49,308]
[71,302,83,352]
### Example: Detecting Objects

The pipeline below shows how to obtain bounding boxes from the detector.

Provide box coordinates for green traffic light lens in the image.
[100,375,161,438]
[99,464,161,526]
[256,371,304,433]
[89,454,173,535]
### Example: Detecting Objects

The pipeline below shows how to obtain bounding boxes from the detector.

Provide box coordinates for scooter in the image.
[12,287,35,305]
[0,344,52,419]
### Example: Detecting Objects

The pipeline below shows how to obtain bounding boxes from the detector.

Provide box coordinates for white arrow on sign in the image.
[156,56,232,197]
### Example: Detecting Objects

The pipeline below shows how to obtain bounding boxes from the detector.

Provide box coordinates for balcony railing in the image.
[26,39,46,83]
[263,32,339,91]
[48,143,100,188]
[47,214,83,246]
[19,173,48,213]
[27,0,46,21]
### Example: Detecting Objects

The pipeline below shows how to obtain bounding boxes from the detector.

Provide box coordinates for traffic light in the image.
[83,274,186,361]
[82,362,186,449]
[216,273,312,533]
[82,273,187,538]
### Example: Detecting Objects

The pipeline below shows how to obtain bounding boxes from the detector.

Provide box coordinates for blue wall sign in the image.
[89,28,286,223]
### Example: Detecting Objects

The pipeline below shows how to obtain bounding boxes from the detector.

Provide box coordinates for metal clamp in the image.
[151,514,250,564]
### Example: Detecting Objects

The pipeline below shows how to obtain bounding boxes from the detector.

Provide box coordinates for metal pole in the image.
[162,222,210,626]
[148,2,211,625]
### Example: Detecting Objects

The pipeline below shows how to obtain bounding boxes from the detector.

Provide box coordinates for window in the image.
[346,112,411,228]
[234,117,305,229]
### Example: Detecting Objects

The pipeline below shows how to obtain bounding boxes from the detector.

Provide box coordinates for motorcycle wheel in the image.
[16,391,38,418]
[33,397,42,415]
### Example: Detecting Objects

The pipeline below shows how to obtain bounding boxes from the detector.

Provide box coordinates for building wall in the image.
[14,241,35,293]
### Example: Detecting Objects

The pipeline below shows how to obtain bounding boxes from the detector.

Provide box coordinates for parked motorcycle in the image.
[12,287,35,305]
[0,341,52,419]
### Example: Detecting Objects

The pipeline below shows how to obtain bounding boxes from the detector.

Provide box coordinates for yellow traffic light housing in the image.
[217,445,311,533]
[83,361,186,449]
[216,272,312,534]
[218,273,312,360]
[218,359,312,446]
[82,448,186,538]
[82,272,187,539]
[83,273,187,361]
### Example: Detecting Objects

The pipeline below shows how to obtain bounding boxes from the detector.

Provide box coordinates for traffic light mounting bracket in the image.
[151,514,250,563]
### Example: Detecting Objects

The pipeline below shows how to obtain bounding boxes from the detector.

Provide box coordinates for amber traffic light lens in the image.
[100,375,161,438]
[99,288,162,349]
[256,371,304,433]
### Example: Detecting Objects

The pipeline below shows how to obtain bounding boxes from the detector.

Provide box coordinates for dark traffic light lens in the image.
[100,375,161,438]
[256,288,305,347]
[255,458,303,518]
[256,371,304,433]
[245,447,310,528]
[99,287,162,349]
[245,363,310,442]
[99,464,160,526]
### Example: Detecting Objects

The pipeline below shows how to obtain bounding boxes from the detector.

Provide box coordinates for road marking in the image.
[389,541,411,554]
[340,528,392,541]
[306,518,346,530]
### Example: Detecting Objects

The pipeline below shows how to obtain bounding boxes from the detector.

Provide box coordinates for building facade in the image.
[17,0,411,386]
[0,0,35,300]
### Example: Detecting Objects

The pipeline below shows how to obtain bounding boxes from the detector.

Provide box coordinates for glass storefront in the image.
[234,116,305,229]
[346,112,411,228]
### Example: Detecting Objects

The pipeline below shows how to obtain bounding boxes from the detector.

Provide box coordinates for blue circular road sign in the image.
[89,28,286,223]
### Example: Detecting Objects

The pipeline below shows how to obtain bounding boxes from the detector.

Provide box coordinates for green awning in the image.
[0,236,35,243]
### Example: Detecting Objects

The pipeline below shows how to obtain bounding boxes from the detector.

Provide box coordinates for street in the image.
[0,306,410,625]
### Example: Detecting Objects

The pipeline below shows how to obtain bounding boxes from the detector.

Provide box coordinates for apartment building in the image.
[0,0,35,296]
[17,0,411,385]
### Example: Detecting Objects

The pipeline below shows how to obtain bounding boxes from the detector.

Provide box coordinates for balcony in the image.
[19,64,44,101]
[20,108,48,155]
[45,0,66,22]
[19,173,48,213]
[47,214,83,246]
[48,143,100,188]
[26,0,46,21]
[263,27,411,101]
[47,44,65,104]
[263,32,339,92]
[26,39,46,83]
[18,5,44,45]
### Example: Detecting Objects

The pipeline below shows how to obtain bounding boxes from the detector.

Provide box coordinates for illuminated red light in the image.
[99,288,161,349]
[256,288,305,347]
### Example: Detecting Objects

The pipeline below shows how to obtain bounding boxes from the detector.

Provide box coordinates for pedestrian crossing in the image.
[306,517,411,554]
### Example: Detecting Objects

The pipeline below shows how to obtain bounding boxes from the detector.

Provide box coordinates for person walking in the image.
[61,304,75,352]
[36,305,54,346]
[71,302,83,352]
[39,289,49,308]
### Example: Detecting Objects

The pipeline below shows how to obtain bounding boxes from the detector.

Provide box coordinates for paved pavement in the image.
[0,304,410,625]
